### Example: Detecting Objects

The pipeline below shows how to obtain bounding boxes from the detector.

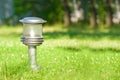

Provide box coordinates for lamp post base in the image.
[28,46,40,70]
[31,65,40,70]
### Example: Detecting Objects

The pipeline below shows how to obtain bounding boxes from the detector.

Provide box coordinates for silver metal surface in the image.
[20,17,46,70]
[21,36,44,46]
[28,46,40,70]
[19,17,46,24]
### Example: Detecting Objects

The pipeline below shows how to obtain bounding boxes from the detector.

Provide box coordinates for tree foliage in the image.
[14,0,63,24]
[0,0,119,27]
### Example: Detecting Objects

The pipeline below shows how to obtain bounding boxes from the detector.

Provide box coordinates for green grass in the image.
[0,25,120,80]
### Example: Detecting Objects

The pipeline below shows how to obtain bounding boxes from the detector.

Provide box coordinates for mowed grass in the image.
[0,25,120,80]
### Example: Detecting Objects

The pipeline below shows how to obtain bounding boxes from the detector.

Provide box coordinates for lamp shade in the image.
[20,17,46,38]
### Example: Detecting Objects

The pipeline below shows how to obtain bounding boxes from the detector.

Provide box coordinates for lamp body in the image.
[21,23,43,46]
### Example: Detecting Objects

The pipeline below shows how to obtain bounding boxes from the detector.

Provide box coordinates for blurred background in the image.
[0,0,120,27]
[1,1,120,79]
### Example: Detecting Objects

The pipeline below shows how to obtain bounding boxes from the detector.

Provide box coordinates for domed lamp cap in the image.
[19,17,47,24]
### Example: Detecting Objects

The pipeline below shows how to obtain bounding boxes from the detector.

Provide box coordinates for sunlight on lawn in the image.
[0,25,120,80]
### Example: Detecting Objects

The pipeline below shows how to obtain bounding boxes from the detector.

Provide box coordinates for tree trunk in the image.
[89,0,97,28]
[28,0,38,16]
[105,0,113,27]
[32,2,37,16]
[81,0,88,22]
[62,0,71,26]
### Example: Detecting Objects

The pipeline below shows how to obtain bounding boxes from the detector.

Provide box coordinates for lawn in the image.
[0,25,120,80]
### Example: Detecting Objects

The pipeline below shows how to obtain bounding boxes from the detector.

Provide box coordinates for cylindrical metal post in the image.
[28,46,40,70]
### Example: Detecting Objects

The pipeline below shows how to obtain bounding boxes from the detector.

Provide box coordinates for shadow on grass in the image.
[1,24,120,40]
[3,30,120,40]
[43,24,120,39]
[44,31,120,40]
[57,46,120,53]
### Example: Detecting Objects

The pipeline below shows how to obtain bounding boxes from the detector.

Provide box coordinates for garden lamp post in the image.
[19,17,46,70]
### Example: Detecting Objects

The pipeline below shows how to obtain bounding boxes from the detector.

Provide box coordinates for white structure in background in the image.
[113,0,120,24]
[0,0,14,25]
[71,0,84,23]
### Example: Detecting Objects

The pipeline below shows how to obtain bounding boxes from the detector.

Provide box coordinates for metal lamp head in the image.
[19,17,46,24]
[20,17,46,46]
